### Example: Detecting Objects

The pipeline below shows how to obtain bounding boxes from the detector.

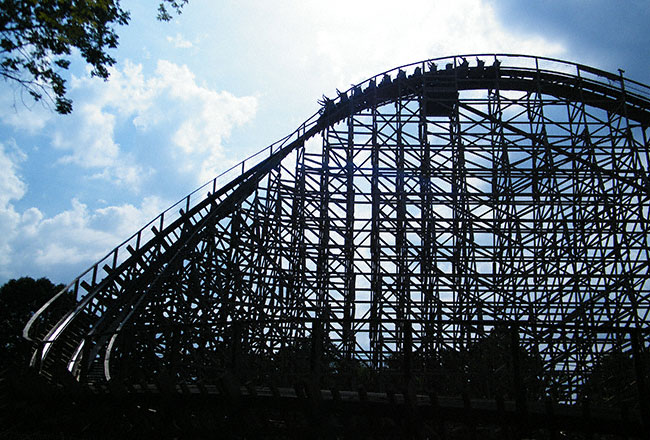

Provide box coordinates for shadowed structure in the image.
[24,54,650,438]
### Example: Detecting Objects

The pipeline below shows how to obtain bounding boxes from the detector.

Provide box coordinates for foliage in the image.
[157,0,189,21]
[0,276,72,369]
[454,327,545,400]
[0,0,188,114]
[581,347,650,409]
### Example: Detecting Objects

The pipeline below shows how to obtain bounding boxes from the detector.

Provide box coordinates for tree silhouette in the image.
[0,276,72,369]
[0,1,188,114]
[581,347,649,410]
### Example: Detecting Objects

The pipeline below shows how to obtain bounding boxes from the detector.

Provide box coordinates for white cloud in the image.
[51,96,152,186]
[0,137,169,281]
[307,0,566,88]
[0,86,54,133]
[0,141,26,270]
[0,59,258,282]
[220,0,565,107]
[46,63,153,187]
[166,33,193,49]
[29,196,167,268]
[152,61,258,182]
[55,103,118,167]
[0,139,27,205]
[62,59,258,186]
[0,191,169,281]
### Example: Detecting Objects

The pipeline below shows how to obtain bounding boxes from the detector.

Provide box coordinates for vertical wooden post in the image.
[310,318,323,385]
[631,328,649,429]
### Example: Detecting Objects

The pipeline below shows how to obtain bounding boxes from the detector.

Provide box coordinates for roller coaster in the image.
[23,54,650,438]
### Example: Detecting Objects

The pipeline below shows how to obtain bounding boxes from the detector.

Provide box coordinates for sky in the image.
[0,0,649,285]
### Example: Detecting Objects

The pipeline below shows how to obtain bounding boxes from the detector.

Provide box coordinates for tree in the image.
[0,276,72,369]
[581,347,650,410]
[0,0,188,114]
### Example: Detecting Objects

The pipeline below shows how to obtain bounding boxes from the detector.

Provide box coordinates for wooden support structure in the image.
[22,54,650,437]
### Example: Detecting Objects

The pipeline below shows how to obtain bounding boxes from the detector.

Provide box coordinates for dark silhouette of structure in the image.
[23,54,650,438]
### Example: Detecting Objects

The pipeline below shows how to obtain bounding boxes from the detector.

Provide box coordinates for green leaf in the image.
[0,0,182,114]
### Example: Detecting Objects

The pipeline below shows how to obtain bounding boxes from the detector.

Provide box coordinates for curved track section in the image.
[25,55,650,417]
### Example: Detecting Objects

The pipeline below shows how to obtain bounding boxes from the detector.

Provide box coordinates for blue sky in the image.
[1,0,649,285]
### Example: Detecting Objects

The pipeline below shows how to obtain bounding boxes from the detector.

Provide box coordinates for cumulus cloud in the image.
[0,86,54,133]
[0,141,26,271]
[51,96,150,186]
[0,140,26,205]
[0,59,257,282]
[0,59,258,192]
[152,61,258,182]
[0,101,52,133]
[0,137,170,282]
[63,60,258,186]
[1,192,168,283]
[28,196,167,269]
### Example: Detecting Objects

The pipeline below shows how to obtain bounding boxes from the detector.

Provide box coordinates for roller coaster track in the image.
[24,54,650,437]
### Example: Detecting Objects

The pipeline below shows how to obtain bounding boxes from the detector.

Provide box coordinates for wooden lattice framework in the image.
[25,55,650,417]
